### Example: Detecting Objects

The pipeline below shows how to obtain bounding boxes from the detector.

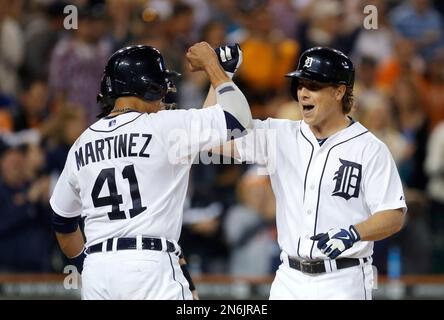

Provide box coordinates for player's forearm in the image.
[204,83,242,157]
[214,82,253,130]
[354,209,405,241]
[203,84,247,156]
[204,60,231,89]
[179,253,199,300]
[56,227,85,258]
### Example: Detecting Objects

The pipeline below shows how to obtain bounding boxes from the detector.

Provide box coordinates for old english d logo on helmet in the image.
[303,56,314,69]
[285,47,355,101]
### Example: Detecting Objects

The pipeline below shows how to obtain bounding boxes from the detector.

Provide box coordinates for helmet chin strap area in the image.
[161,101,177,110]
[162,80,178,110]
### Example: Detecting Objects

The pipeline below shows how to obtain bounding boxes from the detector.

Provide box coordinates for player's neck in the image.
[110,97,161,115]
[310,115,351,139]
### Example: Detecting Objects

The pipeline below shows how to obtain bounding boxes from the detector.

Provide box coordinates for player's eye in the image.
[298,82,326,91]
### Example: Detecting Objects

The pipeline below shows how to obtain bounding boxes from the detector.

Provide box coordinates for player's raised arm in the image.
[203,44,243,109]
[201,44,244,158]
[186,42,252,132]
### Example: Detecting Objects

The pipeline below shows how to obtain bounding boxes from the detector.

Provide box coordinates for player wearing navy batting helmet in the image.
[212,46,406,300]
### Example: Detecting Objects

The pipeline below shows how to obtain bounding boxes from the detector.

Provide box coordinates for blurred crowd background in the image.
[0,0,443,281]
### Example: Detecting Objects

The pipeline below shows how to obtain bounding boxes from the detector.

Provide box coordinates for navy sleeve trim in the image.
[218,85,235,94]
[51,210,80,234]
[224,110,246,140]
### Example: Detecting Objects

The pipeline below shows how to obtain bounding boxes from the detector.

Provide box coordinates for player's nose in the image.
[298,86,311,101]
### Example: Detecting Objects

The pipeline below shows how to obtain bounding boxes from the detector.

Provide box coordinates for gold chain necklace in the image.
[110,107,133,113]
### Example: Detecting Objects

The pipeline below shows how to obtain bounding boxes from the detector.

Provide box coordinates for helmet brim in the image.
[285,70,334,85]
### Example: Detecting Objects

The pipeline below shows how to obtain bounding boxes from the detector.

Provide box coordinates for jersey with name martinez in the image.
[50,107,227,247]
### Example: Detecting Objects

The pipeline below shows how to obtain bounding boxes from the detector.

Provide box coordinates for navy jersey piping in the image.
[297,237,301,258]
[88,113,145,133]
[361,266,367,300]
[300,127,314,202]
[168,252,185,300]
[103,110,140,119]
[309,130,369,259]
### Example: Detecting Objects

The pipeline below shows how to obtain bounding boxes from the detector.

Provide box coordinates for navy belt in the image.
[86,237,176,254]
[288,257,369,274]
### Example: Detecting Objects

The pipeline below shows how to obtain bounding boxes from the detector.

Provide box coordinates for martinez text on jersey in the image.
[74,133,152,170]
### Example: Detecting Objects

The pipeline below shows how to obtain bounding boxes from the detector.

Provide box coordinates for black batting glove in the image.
[311,225,361,259]
[214,44,243,78]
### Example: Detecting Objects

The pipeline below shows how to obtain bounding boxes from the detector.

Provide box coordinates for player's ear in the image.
[335,85,346,102]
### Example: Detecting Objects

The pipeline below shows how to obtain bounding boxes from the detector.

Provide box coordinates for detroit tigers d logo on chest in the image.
[332,159,362,200]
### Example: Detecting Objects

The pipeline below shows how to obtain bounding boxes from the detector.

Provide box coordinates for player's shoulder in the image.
[88,111,148,133]
[356,123,392,155]
[152,108,191,119]
[69,127,91,150]
[151,106,222,121]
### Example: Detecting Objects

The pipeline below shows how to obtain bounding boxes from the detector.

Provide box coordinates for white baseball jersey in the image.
[50,106,227,248]
[235,119,407,260]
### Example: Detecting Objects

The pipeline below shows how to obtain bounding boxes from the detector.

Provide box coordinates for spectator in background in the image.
[12,79,50,132]
[200,21,226,48]
[178,21,227,110]
[180,158,246,274]
[391,188,432,275]
[208,0,244,41]
[223,168,277,276]
[424,121,444,272]
[180,0,212,41]
[21,1,66,81]
[267,0,298,39]
[160,2,195,76]
[48,4,112,125]
[106,0,136,51]
[296,0,360,55]
[393,77,429,190]
[132,3,167,50]
[0,0,24,98]
[360,95,411,167]
[237,3,299,97]
[353,56,386,119]
[0,96,13,133]
[375,38,423,97]
[0,144,52,272]
[44,106,86,181]
[418,50,444,130]
[352,0,395,64]
[390,0,444,60]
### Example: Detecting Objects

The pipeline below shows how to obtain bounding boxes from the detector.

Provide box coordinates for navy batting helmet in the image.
[97,45,180,111]
[285,47,354,101]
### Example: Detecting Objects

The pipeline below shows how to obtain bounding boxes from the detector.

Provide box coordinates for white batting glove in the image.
[215,44,243,79]
[311,225,361,259]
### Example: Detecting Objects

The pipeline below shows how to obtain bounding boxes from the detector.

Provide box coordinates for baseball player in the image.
[212,46,407,299]
[49,42,252,300]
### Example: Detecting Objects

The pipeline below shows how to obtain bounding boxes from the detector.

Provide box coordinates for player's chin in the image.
[301,110,317,124]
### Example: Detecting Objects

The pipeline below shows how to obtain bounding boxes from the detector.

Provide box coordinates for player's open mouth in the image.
[303,104,315,111]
